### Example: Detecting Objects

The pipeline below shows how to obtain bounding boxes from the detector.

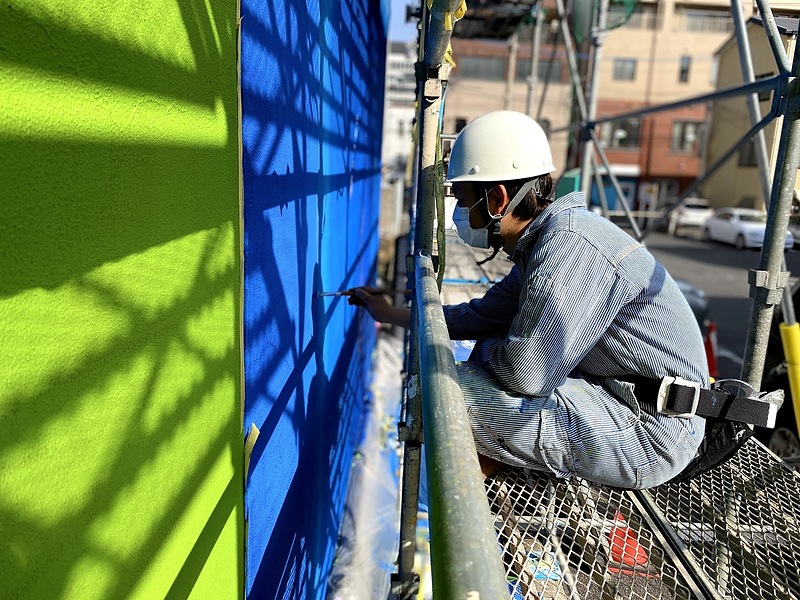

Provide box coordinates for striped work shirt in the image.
[443,192,709,398]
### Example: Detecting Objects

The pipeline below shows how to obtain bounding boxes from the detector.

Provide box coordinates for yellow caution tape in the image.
[445,42,456,67]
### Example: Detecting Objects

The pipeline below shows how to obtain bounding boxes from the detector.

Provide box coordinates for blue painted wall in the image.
[240,1,388,597]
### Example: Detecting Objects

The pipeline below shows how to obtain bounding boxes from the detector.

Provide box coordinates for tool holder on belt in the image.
[630,377,784,428]
[623,376,784,428]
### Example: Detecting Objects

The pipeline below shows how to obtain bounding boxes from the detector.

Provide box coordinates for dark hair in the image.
[472,174,554,221]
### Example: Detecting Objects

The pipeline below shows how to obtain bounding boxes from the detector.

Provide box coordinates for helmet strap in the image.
[503,179,539,218]
[480,179,539,250]
[488,218,503,250]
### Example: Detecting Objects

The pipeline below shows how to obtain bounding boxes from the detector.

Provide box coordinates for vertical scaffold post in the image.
[741,31,800,389]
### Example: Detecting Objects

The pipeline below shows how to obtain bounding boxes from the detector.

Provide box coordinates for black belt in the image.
[621,375,780,428]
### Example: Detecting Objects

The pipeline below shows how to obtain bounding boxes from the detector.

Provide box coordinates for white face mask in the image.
[452,205,491,249]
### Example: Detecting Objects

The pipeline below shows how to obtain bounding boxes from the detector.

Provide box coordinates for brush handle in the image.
[317,288,411,297]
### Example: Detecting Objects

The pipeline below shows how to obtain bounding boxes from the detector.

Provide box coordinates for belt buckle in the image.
[657,376,700,418]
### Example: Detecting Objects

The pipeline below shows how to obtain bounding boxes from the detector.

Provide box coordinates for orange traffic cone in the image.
[607,511,651,576]
[704,320,719,379]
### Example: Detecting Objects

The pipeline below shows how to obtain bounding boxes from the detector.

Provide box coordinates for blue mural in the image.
[240,0,388,597]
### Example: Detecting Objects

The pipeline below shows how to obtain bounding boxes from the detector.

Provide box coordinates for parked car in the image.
[668,197,714,236]
[703,207,794,250]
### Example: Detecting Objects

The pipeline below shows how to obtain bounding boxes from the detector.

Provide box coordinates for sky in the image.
[389,0,419,41]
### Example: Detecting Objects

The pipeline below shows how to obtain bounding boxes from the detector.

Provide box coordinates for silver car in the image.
[703,207,794,250]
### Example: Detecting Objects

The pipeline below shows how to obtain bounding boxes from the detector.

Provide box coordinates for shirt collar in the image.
[513,191,586,259]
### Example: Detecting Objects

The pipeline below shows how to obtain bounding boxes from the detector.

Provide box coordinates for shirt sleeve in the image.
[443,265,524,340]
[480,229,638,396]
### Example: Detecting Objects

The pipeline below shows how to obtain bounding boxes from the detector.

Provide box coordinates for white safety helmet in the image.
[446,111,555,183]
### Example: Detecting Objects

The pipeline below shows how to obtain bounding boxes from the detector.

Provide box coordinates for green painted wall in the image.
[0,1,243,598]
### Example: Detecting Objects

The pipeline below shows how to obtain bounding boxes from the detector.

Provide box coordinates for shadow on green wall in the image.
[1,2,237,296]
[0,1,243,598]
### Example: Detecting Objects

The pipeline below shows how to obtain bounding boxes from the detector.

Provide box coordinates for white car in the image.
[668,198,714,236]
[703,207,794,250]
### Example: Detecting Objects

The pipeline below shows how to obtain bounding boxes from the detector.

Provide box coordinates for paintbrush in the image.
[315,290,355,297]
[314,288,411,298]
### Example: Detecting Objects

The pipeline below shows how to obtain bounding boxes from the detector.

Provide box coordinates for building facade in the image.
[2,1,388,599]
[596,0,756,207]
[702,15,799,209]
[444,35,574,180]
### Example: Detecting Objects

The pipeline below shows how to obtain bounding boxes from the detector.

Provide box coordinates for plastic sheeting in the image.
[327,332,404,599]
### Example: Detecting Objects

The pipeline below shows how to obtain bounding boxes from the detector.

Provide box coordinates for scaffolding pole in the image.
[732,0,797,330]
[525,5,544,117]
[742,43,800,389]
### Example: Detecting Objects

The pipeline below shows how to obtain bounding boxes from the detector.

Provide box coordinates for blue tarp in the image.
[240,1,389,597]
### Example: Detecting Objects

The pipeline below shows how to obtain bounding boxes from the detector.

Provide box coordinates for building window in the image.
[757,72,774,102]
[679,56,691,83]
[599,118,641,149]
[739,138,758,167]
[613,58,637,81]
[675,7,734,34]
[455,118,468,133]
[515,59,563,83]
[622,4,659,29]
[456,56,506,81]
[671,121,704,153]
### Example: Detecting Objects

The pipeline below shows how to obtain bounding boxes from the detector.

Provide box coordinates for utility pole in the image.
[525,7,544,117]
[580,0,609,200]
[504,30,519,110]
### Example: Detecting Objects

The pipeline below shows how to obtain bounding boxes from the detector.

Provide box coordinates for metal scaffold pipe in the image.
[742,39,800,390]
[732,0,797,330]
[414,251,509,599]
[733,0,775,209]
[395,309,424,589]
[505,30,520,110]
[414,0,453,256]
[551,75,784,137]
[555,0,588,120]
[755,0,792,74]
[424,0,465,68]
[413,76,443,254]
[526,6,544,117]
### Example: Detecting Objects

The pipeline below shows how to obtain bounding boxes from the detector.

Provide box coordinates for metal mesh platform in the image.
[644,440,800,599]
[484,440,800,599]
[486,469,697,599]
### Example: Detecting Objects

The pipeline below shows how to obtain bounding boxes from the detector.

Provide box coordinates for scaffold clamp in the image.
[748,268,788,305]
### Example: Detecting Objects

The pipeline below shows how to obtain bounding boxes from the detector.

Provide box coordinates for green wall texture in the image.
[0,1,244,598]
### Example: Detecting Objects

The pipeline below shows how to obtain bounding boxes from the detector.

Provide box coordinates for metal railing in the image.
[412,251,508,598]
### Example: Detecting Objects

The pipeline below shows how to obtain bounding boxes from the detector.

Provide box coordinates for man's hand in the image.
[349,286,411,328]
